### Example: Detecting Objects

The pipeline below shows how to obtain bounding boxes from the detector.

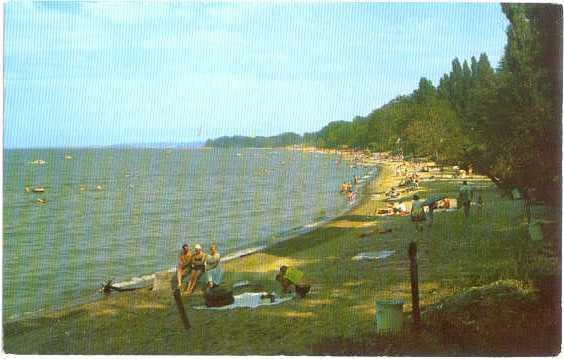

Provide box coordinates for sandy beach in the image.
[4,159,560,355]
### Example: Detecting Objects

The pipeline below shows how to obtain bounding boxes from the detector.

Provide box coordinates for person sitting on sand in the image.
[441,198,450,209]
[393,201,407,215]
[176,244,192,290]
[385,187,399,199]
[186,244,207,295]
[204,244,222,289]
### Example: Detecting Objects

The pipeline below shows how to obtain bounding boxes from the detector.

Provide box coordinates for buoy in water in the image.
[96,185,103,191]
[24,186,31,193]
[64,155,72,160]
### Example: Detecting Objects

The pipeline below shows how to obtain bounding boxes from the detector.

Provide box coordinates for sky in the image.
[4,2,509,148]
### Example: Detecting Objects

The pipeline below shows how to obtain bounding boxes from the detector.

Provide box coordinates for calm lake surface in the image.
[3,147,376,320]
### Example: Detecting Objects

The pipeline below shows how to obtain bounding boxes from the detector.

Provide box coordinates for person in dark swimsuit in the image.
[186,244,207,295]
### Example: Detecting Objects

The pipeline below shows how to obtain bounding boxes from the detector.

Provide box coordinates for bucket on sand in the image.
[376,299,404,334]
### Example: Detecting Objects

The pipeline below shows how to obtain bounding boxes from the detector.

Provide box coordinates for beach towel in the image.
[193,292,294,310]
[352,250,395,261]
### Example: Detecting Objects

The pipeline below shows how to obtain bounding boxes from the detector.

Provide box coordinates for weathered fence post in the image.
[173,288,191,330]
[408,241,421,326]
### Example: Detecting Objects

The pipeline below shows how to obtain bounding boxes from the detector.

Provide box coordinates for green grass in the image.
[4,163,561,355]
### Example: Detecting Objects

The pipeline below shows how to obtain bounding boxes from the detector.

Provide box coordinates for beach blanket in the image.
[193,292,294,310]
[352,250,395,261]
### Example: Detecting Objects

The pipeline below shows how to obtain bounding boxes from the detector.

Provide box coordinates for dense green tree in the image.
[479,3,562,202]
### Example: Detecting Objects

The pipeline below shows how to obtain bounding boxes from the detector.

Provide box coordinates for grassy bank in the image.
[4,162,560,355]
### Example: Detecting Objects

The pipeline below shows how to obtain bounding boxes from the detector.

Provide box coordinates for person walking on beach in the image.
[410,195,426,232]
[458,181,473,218]
[176,244,191,290]
[186,244,207,295]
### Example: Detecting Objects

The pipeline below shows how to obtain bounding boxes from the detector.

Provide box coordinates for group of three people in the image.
[176,243,222,295]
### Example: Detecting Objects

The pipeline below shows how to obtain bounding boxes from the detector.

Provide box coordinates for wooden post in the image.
[173,288,191,330]
[408,241,421,326]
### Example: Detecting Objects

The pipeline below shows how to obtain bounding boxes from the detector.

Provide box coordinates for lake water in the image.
[3,147,376,321]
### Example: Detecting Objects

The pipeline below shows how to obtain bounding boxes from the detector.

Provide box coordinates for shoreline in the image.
[3,153,382,324]
[5,154,560,355]
[95,161,380,289]
[4,158,395,329]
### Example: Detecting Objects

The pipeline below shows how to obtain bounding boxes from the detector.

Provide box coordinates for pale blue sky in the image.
[5,2,509,148]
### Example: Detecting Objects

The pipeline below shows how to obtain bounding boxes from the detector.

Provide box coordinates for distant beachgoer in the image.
[340,182,347,193]
[442,198,450,209]
[386,187,399,199]
[393,201,407,215]
[186,244,207,295]
[205,244,223,288]
[427,202,437,226]
[458,181,473,218]
[410,195,426,232]
[476,194,484,217]
[353,175,359,185]
[176,244,192,290]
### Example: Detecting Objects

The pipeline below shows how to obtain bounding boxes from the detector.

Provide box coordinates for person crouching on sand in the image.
[176,244,192,290]
[186,244,207,295]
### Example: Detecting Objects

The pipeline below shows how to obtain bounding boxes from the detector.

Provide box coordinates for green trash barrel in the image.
[529,221,544,241]
[376,299,404,334]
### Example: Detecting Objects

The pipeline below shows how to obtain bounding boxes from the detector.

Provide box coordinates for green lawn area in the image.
[4,164,561,355]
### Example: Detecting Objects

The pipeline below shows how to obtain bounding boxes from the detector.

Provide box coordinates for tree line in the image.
[206,4,562,203]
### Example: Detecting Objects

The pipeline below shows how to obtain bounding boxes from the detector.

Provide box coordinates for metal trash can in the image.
[376,299,404,334]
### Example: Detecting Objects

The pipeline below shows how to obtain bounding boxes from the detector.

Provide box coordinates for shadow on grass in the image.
[4,308,88,337]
